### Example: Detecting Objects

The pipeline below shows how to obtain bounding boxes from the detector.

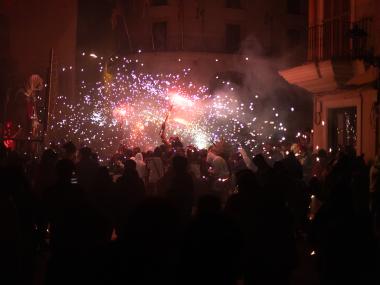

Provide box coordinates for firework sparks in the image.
[49,53,296,159]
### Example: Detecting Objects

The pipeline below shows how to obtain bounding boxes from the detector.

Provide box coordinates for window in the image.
[152,22,167,50]
[226,0,241,9]
[287,0,301,15]
[151,0,167,6]
[225,24,241,53]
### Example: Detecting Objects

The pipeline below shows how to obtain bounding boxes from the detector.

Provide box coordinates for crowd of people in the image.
[0,140,379,285]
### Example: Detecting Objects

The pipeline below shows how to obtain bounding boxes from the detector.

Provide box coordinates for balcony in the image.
[308,17,373,62]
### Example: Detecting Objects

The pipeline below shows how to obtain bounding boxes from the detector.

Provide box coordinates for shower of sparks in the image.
[48,53,299,159]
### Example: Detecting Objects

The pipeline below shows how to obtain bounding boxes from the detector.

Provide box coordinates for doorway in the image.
[328,106,357,151]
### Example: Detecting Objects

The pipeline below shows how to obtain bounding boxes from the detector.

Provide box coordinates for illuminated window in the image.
[152,22,167,50]
[151,0,167,6]
[226,0,241,9]
[225,24,241,52]
[287,0,301,15]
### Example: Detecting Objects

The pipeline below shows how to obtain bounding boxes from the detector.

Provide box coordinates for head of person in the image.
[252,154,268,170]
[79,146,93,160]
[146,150,153,158]
[124,159,137,174]
[62,141,76,160]
[159,144,168,154]
[135,152,144,162]
[170,136,183,149]
[153,147,162,158]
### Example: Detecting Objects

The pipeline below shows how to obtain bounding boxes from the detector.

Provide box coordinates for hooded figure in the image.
[206,150,230,180]
[133,153,146,180]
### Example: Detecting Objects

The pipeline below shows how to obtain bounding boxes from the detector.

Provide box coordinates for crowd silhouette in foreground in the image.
[0,141,379,285]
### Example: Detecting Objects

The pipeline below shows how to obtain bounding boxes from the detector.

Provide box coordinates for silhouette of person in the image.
[45,159,110,285]
[76,147,99,192]
[114,159,145,237]
[165,155,194,224]
[225,169,296,285]
[179,194,242,285]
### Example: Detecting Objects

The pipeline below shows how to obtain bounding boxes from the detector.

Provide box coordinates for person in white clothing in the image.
[132,153,146,181]
[206,149,230,201]
[146,147,165,195]
[207,150,230,180]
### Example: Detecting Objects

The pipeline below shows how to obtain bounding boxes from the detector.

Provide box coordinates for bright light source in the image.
[173,117,189,125]
[171,93,194,107]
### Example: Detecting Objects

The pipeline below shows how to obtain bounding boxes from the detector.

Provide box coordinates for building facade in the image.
[111,0,308,86]
[280,0,380,161]
[0,0,78,144]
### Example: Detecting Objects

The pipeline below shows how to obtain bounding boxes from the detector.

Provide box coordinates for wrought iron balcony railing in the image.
[308,17,373,61]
